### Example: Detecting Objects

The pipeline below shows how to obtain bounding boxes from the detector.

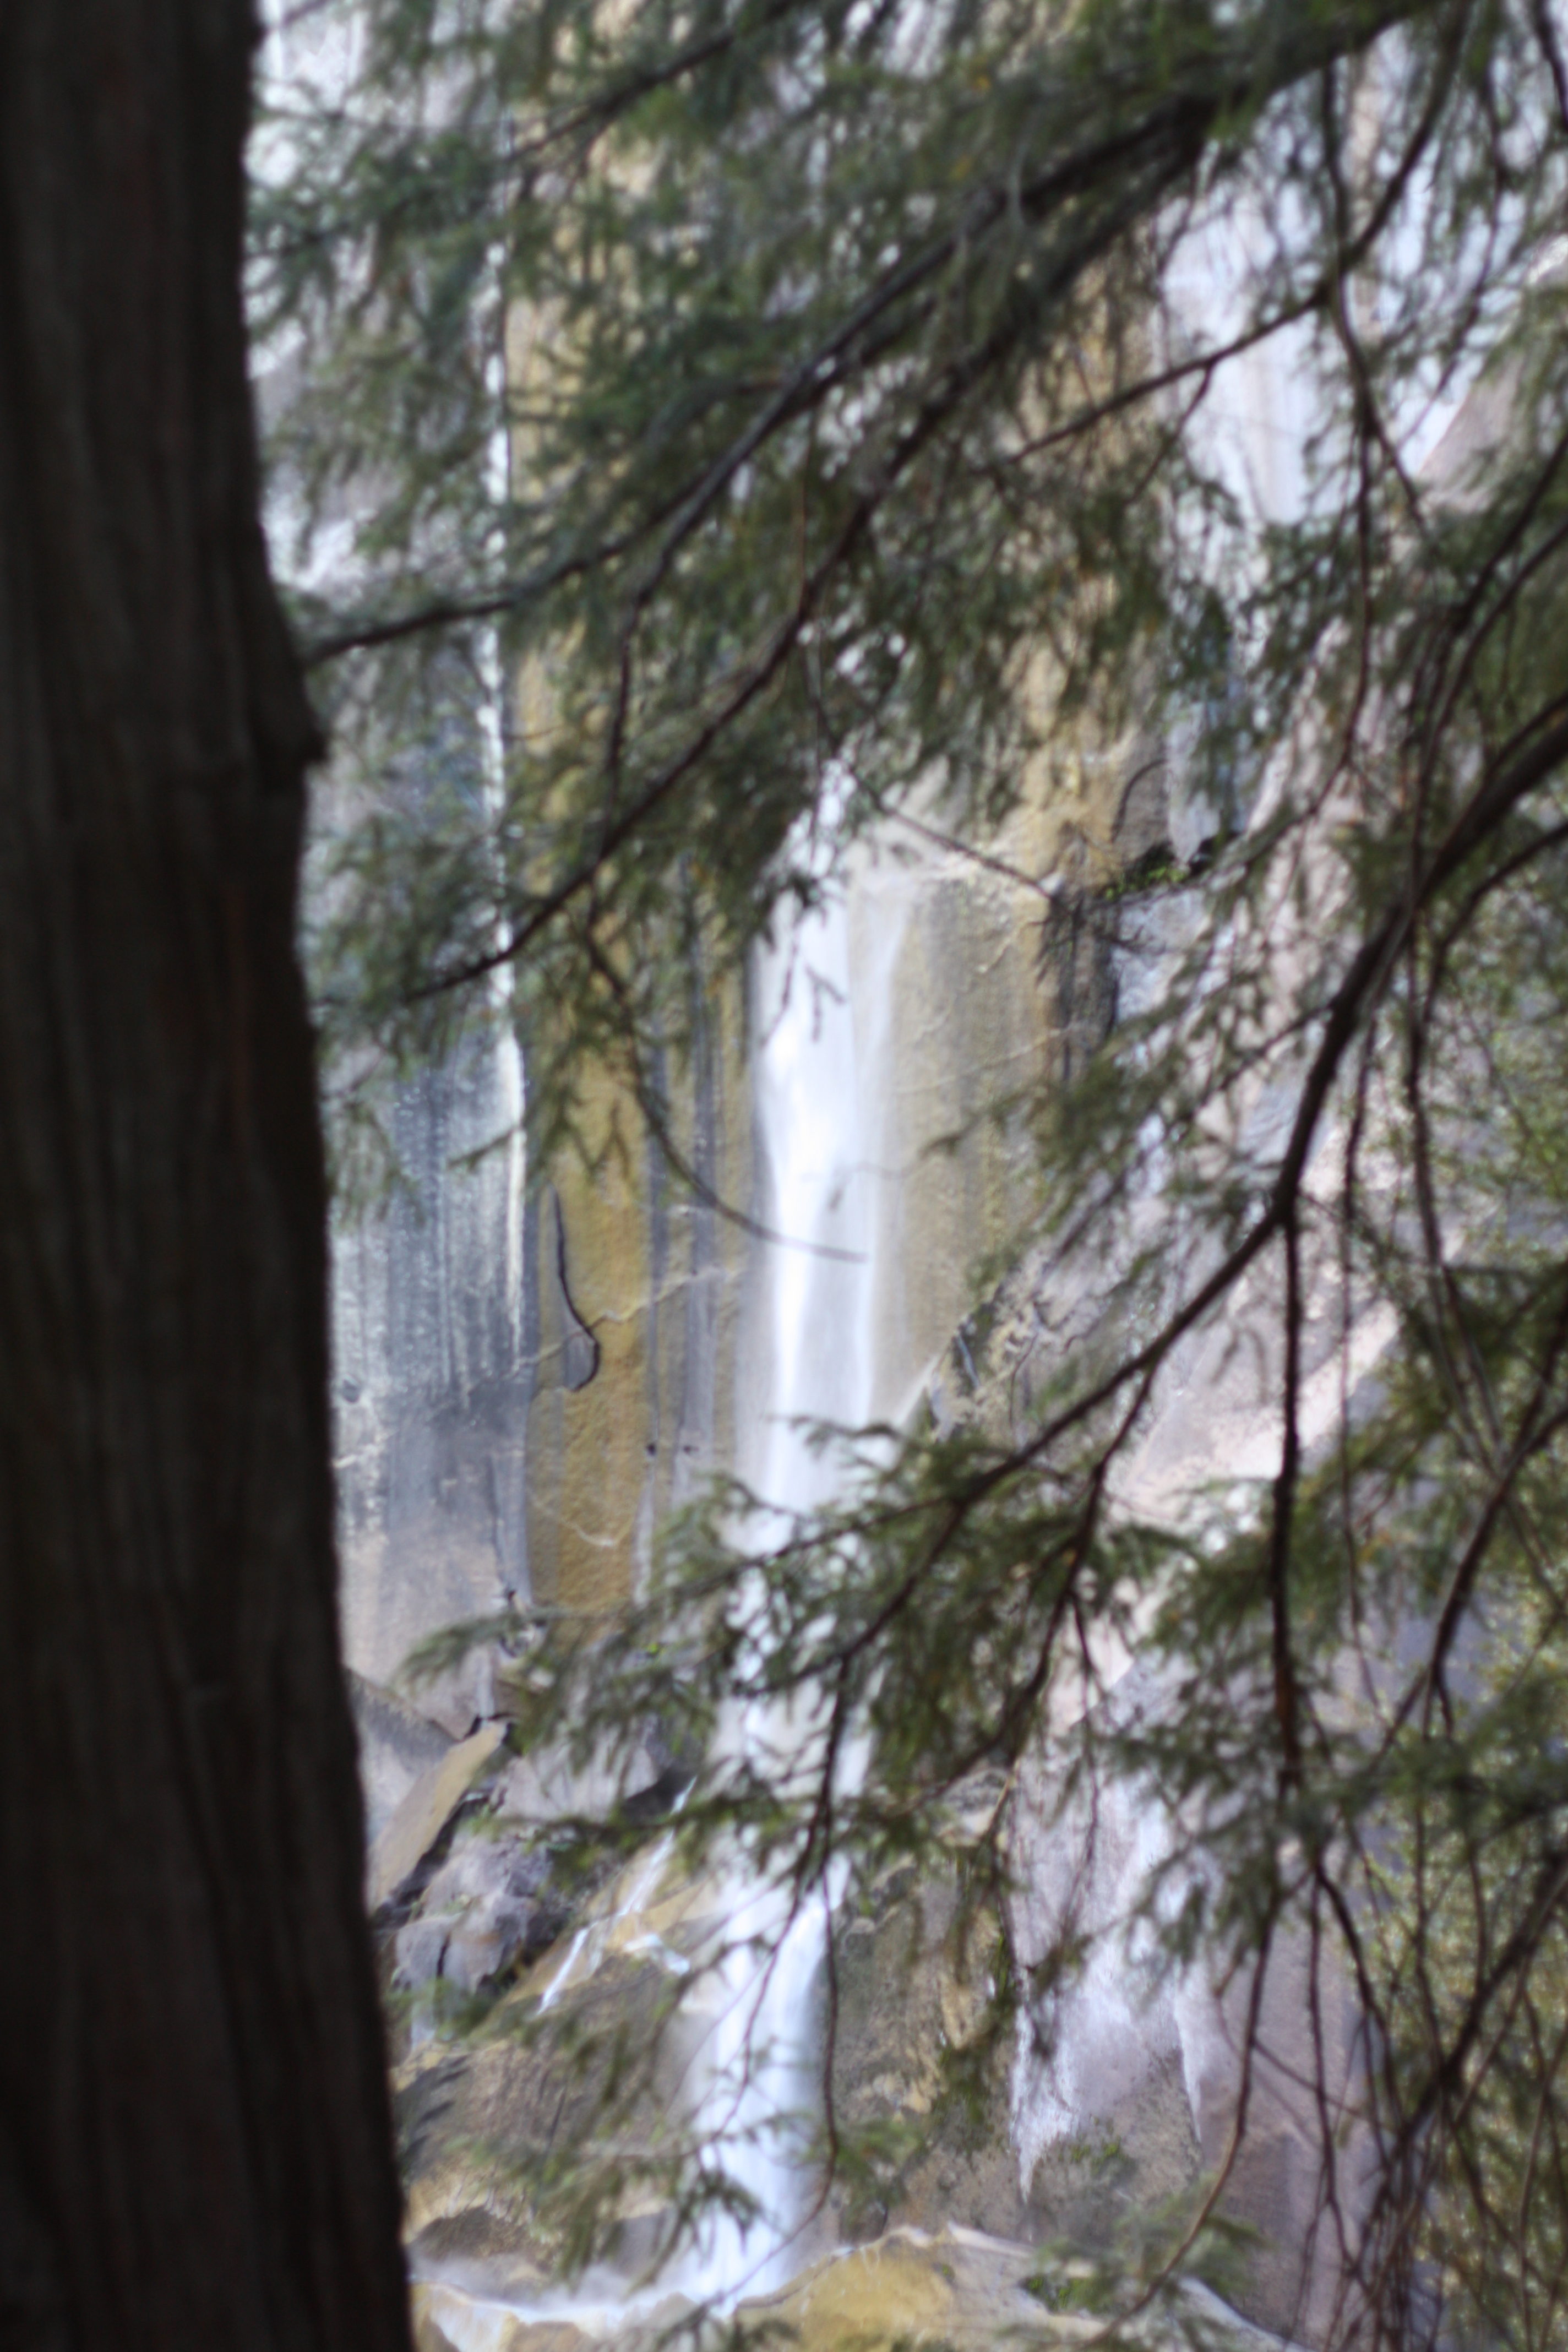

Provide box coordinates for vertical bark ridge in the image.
[0,6,413,2345]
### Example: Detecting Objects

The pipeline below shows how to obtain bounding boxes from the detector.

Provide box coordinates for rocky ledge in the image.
[412,2224,1286,2352]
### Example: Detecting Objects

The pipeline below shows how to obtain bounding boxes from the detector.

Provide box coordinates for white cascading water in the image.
[460,861,912,2346]
[657,858,911,2306]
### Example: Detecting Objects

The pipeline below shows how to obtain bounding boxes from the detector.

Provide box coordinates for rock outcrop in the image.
[349,1669,455,1849]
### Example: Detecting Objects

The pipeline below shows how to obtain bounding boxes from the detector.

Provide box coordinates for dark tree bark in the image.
[0,6,413,2347]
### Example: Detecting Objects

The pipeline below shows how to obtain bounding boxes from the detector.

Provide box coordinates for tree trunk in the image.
[0,6,413,2346]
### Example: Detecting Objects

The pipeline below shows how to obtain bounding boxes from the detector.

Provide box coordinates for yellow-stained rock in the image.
[750,2225,1068,2351]
[526,978,752,1615]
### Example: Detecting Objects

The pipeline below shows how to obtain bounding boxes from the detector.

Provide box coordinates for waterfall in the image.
[658,863,911,2303]
[641,863,911,2309]
[749,872,901,1510]
[456,862,912,2346]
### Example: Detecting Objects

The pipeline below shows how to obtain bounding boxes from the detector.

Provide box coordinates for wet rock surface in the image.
[396,1939,685,2271]
[375,1725,688,2010]
[383,1743,1333,2346]
[411,2224,1286,2352]
[393,1833,725,2282]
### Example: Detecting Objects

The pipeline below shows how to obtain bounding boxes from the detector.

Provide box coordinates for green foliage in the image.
[261,0,1568,2342]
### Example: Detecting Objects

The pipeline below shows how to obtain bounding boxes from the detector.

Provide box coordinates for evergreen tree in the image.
[258,2,1568,2342]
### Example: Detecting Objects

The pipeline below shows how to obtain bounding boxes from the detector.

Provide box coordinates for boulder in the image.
[368,1720,509,1912]
[396,1831,568,1996]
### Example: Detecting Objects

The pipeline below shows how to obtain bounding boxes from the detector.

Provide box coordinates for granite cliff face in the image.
[330,987,752,1718]
[333,1032,530,1719]
[325,226,1385,2343]
[331,723,1360,2348]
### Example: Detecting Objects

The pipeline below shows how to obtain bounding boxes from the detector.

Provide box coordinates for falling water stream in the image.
[442,864,911,2343]
[657,864,912,2307]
